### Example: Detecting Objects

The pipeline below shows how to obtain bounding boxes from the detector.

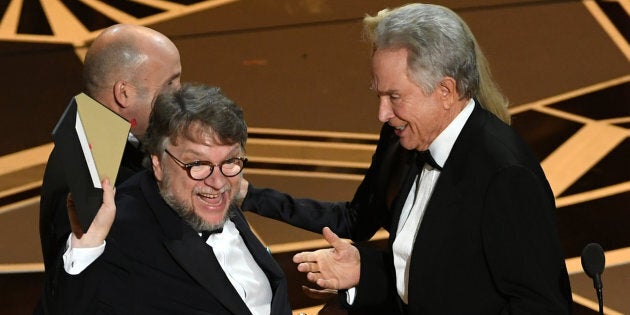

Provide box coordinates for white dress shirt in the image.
[392,162,439,303]
[345,99,475,305]
[206,220,272,315]
[392,99,474,303]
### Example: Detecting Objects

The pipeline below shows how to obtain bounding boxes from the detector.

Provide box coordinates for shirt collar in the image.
[428,98,475,168]
[127,132,141,148]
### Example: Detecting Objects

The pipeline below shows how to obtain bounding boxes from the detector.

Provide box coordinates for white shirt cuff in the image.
[62,234,106,275]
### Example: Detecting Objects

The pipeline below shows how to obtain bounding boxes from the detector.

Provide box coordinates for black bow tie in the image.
[200,228,223,241]
[416,150,442,171]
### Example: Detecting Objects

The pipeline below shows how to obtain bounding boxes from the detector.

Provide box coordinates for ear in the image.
[437,77,457,108]
[113,80,131,109]
[152,154,164,182]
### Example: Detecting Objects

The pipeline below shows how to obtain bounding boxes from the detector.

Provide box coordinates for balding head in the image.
[82,24,182,138]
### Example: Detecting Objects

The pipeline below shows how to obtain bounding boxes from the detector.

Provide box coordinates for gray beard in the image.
[159,172,234,232]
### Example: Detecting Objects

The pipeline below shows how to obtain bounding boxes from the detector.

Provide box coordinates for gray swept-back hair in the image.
[364,3,510,124]
[143,83,247,156]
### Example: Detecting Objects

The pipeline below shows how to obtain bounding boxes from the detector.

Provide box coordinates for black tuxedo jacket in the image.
[53,170,291,315]
[36,139,144,315]
[243,104,571,314]
[39,140,144,271]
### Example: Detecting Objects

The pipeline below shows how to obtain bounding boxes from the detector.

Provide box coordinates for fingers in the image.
[72,178,117,248]
[303,273,339,290]
[240,178,249,196]
[316,278,339,290]
[301,285,337,300]
[89,178,116,236]
[293,228,356,291]
[101,178,116,208]
[294,227,345,264]
[296,261,320,273]
[301,285,337,295]
[293,250,319,264]
[235,178,249,208]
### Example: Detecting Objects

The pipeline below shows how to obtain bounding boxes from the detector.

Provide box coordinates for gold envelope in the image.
[75,92,130,187]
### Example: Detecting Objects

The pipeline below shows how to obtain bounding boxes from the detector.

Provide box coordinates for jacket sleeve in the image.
[242,185,357,238]
[340,246,399,314]
[53,236,132,314]
[241,124,406,241]
[482,165,572,314]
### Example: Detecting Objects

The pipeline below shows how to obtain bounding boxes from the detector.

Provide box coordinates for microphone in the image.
[581,243,605,315]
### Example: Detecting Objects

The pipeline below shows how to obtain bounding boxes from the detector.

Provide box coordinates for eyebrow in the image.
[370,81,398,95]
[163,72,181,86]
[375,88,399,96]
[179,147,244,162]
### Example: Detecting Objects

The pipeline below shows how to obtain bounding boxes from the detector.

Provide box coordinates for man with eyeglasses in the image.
[51,84,292,315]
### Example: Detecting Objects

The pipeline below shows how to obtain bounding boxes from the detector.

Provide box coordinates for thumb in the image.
[86,178,116,238]
[90,178,116,226]
[322,227,345,250]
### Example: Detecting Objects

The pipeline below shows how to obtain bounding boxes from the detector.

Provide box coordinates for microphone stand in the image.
[594,274,603,315]
[581,242,605,315]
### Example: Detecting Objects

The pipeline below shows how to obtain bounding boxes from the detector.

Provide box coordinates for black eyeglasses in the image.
[164,149,247,180]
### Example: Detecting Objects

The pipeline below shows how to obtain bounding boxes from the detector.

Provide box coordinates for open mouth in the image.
[198,191,223,207]
[391,123,407,131]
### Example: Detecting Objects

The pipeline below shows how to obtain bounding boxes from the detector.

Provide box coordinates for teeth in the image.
[395,125,406,130]
[199,192,219,198]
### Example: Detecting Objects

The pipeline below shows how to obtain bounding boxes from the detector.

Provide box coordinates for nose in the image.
[377,97,393,123]
[203,168,226,187]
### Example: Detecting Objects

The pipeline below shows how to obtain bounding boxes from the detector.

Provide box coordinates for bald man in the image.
[36,24,181,314]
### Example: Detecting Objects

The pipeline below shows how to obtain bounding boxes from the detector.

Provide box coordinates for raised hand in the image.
[68,178,116,248]
[293,227,361,290]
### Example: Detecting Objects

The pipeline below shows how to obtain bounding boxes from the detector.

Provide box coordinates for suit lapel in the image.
[389,151,420,240]
[164,231,252,315]
[139,172,252,315]
[413,103,486,250]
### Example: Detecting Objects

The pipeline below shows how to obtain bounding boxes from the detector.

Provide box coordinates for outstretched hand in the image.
[68,178,116,248]
[293,227,360,290]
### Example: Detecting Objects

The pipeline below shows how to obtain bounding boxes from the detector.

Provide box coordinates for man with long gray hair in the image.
[242,3,572,314]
